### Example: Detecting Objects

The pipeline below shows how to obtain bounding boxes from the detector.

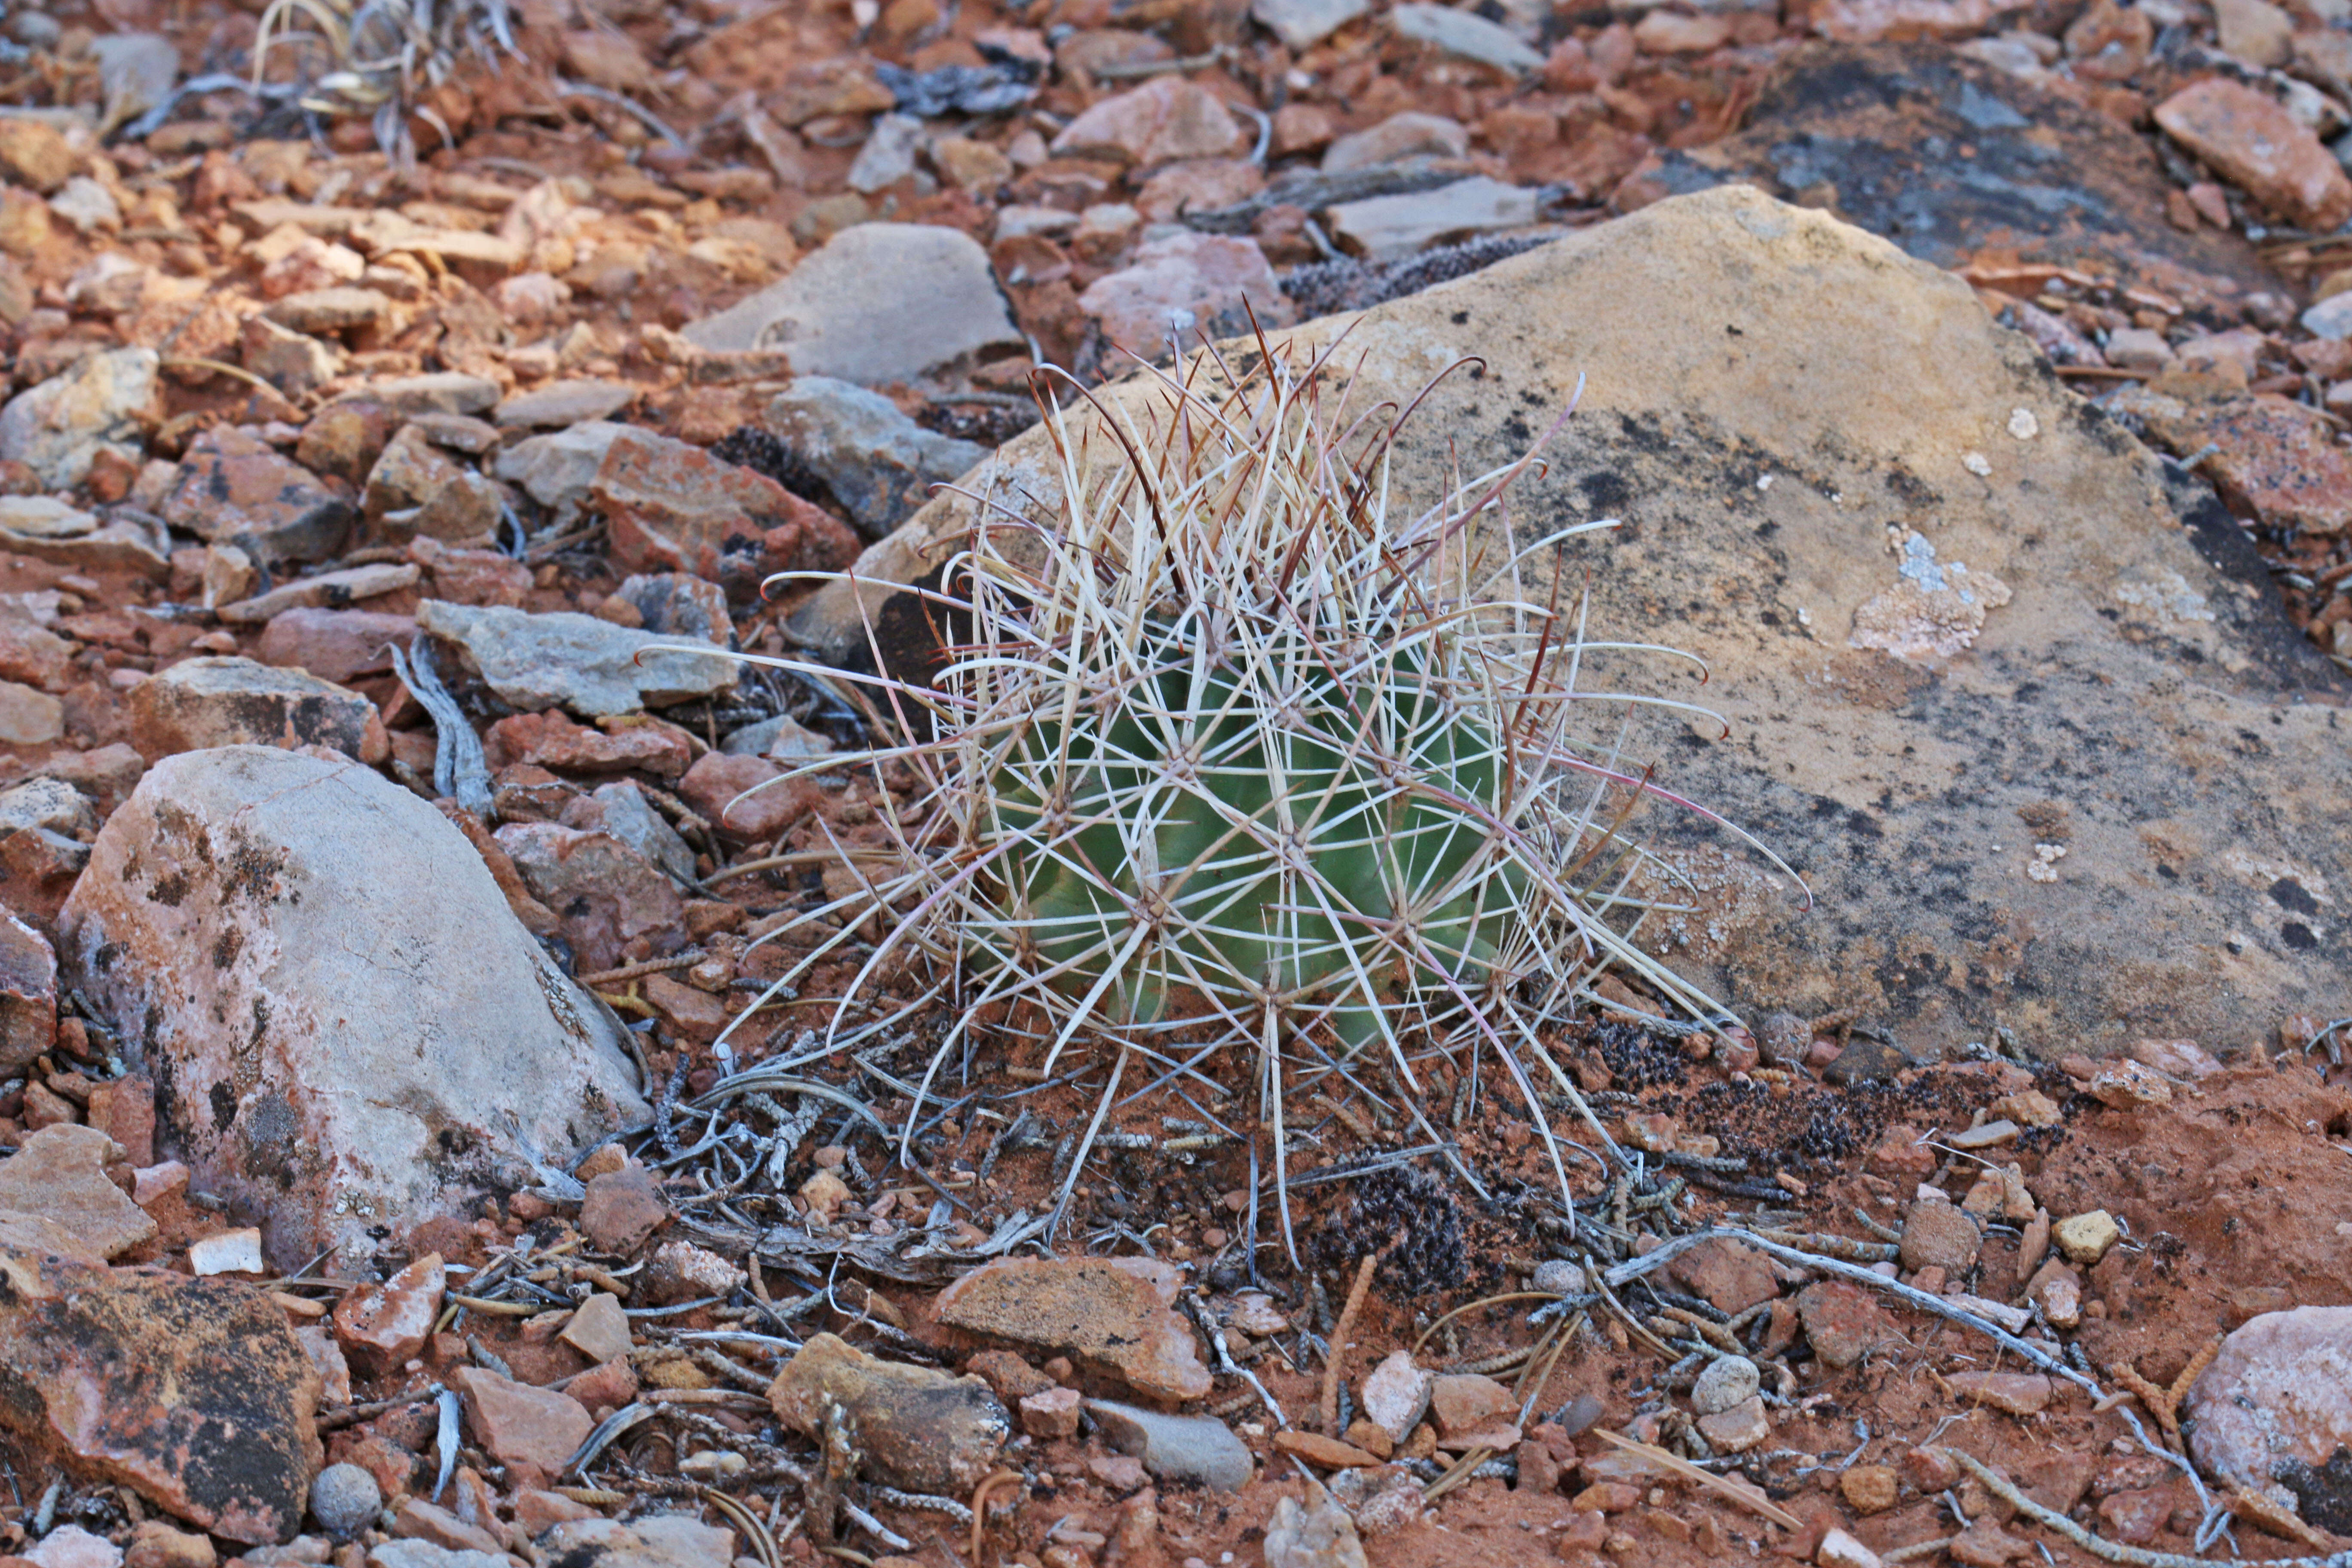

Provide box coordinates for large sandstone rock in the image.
[0,1244,322,1542]
[2184,1306,2352,1531]
[58,747,651,1271]
[796,185,2348,1057]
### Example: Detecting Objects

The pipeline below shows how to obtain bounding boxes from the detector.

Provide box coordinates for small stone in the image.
[268,288,392,335]
[2053,1209,2120,1265]
[309,1464,382,1540]
[1694,1393,1770,1454]
[1840,1464,1899,1514]
[49,177,123,234]
[1252,0,1369,50]
[391,1500,500,1556]
[2127,1037,2223,1080]
[681,224,1022,384]
[1797,1280,1895,1370]
[537,1517,735,1568]
[679,752,822,842]
[1086,1398,1254,1491]
[559,1292,632,1364]
[768,1332,1009,1492]
[1427,1372,1520,1449]
[218,563,420,626]
[1324,176,1541,262]
[2184,1307,2352,1530]
[590,426,858,601]
[1691,1355,1761,1415]
[1360,1349,1433,1441]
[255,609,417,685]
[0,910,56,1078]
[1051,77,1243,165]
[2153,79,2352,231]
[1634,9,1731,51]
[493,379,638,431]
[122,1522,216,1568]
[1666,1237,1780,1314]
[720,713,833,762]
[0,119,75,191]
[1987,1089,2061,1128]
[417,600,737,719]
[1270,1429,1383,1469]
[27,1526,123,1568]
[189,1228,265,1275]
[1946,1371,2052,1415]
[0,1123,154,1259]
[0,348,159,490]
[934,1254,1213,1402]
[1389,3,1545,72]
[491,422,627,523]
[580,1164,667,1253]
[1816,1526,1883,1568]
[1902,1446,1960,1491]
[1572,1481,1640,1513]
[361,426,501,546]
[129,656,386,764]
[1946,1519,2031,1566]
[1899,1197,1982,1275]
[763,377,988,539]
[495,823,685,973]
[451,1366,593,1482]
[848,113,925,194]
[643,1240,743,1306]
[1019,1385,1082,1439]
[160,426,354,565]
[1263,1489,1369,1568]
[966,1350,1053,1402]
[2096,1488,2172,1544]
[333,1253,446,1375]
[1323,111,1470,175]
[1076,233,1292,359]
[0,1243,319,1541]
[2026,1259,2083,1328]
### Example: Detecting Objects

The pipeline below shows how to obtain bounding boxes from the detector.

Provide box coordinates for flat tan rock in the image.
[0,1124,153,1260]
[934,1254,1214,1402]
[805,184,2351,1056]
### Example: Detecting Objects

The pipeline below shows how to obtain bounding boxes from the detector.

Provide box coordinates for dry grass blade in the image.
[1586,1429,1803,1531]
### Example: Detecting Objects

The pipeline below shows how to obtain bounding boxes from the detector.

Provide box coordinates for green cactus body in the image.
[974,618,1527,1054]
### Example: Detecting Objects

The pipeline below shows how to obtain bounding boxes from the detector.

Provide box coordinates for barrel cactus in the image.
[723,342,1790,1208]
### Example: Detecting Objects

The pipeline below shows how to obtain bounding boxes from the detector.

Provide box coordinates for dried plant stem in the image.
[1320,1249,1382,1434]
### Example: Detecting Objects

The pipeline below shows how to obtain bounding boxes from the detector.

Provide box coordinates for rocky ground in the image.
[0,1,2349,1567]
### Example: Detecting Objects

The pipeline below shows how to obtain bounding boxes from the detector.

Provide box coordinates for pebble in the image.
[451,1366,594,1485]
[847,113,925,193]
[682,223,1022,383]
[1388,3,1545,72]
[1086,1398,1255,1491]
[1666,1236,1781,1314]
[1320,111,1470,173]
[254,608,417,685]
[1019,1385,1083,1439]
[496,822,686,972]
[1840,1464,1899,1514]
[0,1237,316,1540]
[0,679,64,745]
[266,286,390,334]
[331,1252,446,1375]
[1899,1196,1982,1275]
[1797,1280,1896,1370]
[1251,0,1369,51]
[1262,1489,1369,1568]
[417,600,737,719]
[767,1332,1009,1493]
[2184,1305,2352,1529]
[0,347,158,489]
[1946,1519,2032,1566]
[1270,1430,1383,1469]
[1324,176,1540,262]
[1691,1354,1761,1415]
[2153,79,2352,230]
[1945,1371,2053,1415]
[1427,1372,1519,1449]
[2053,1209,2120,1265]
[187,1228,265,1275]
[0,909,57,1077]
[27,1527,123,1568]
[493,379,637,430]
[591,426,858,597]
[122,1523,215,1568]
[580,1164,668,1253]
[160,426,353,564]
[127,655,386,764]
[59,746,649,1270]
[309,1465,384,1540]
[934,1254,1213,1401]
[48,177,122,234]
[0,1123,155,1260]
[1816,1527,1884,1568]
[1077,232,1291,358]
[1050,77,1243,166]
[763,376,988,537]
[217,563,419,625]
[559,1292,634,1365]
[1695,1393,1770,1454]
[1359,1349,1433,1441]
[493,420,628,523]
